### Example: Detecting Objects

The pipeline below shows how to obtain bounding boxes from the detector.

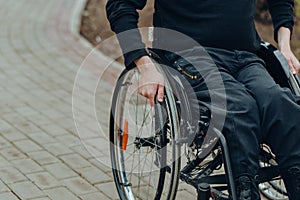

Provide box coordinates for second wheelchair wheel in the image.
[259,146,288,200]
[110,68,181,200]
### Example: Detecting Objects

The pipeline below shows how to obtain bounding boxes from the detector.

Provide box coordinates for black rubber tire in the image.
[110,68,181,200]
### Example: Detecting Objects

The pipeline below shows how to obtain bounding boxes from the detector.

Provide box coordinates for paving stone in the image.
[2,131,27,142]
[0,155,11,167]
[0,167,27,184]
[11,158,44,174]
[8,181,45,199]
[43,142,73,156]
[13,121,42,133]
[38,124,68,136]
[73,124,100,139]
[0,119,13,132]
[62,177,97,195]
[43,163,77,180]
[0,147,27,161]
[8,86,31,96]
[27,114,53,126]
[176,189,197,199]
[70,145,94,159]
[28,132,56,144]
[28,151,59,165]
[49,89,70,97]
[85,137,109,155]
[0,180,10,193]
[44,187,80,200]
[0,106,13,115]
[59,154,92,169]
[91,154,112,170]
[27,172,60,190]
[81,143,104,159]
[2,111,26,122]
[29,197,51,200]
[75,166,111,185]
[0,192,20,200]
[13,139,43,153]
[79,191,110,200]
[95,181,119,200]
[55,134,81,147]
[15,106,40,117]
[54,118,75,133]
[0,136,11,149]
[88,158,112,173]
[40,109,66,120]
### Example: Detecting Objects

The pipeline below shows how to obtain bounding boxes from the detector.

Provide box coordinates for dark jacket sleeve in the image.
[267,0,294,42]
[106,0,148,68]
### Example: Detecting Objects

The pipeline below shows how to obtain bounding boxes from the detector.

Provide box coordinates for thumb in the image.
[157,84,164,103]
[287,59,296,74]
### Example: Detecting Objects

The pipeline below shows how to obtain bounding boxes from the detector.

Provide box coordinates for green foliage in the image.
[297,0,300,16]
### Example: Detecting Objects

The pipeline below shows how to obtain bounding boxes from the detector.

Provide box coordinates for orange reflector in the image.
[121,120,129,151]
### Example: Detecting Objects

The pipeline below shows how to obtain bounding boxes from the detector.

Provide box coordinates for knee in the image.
[225,91,260,132]
[227,91,258,114]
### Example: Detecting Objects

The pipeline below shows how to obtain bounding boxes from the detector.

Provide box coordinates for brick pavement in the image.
[0,0,123,199]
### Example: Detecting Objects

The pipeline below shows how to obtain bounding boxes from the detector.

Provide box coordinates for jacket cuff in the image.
[124,49,149,69]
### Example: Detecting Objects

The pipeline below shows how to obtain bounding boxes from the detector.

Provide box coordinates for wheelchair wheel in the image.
[110,68,181,200]
[259,146,288,200]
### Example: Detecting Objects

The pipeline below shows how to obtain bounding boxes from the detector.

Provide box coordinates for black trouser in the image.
[164,46,300,179]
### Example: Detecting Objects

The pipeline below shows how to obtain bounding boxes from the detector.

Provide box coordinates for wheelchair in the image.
[109,42,300,200]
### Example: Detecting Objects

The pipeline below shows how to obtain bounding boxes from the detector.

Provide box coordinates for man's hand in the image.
[278,27,300,76]
[280,49,300,76]
[134,56,165,106]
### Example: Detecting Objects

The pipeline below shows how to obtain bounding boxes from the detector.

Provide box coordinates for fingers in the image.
[149,93,155,107]
[138,83,164,107]
[136,65,165,106]
[139,87,156,107]
[157,84,164,103]
[282,51,300,75]
[288,59,296,74]
[291,56,300,76]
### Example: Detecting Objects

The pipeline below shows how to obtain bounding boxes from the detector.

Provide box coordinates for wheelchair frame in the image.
[109,43,300,200]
